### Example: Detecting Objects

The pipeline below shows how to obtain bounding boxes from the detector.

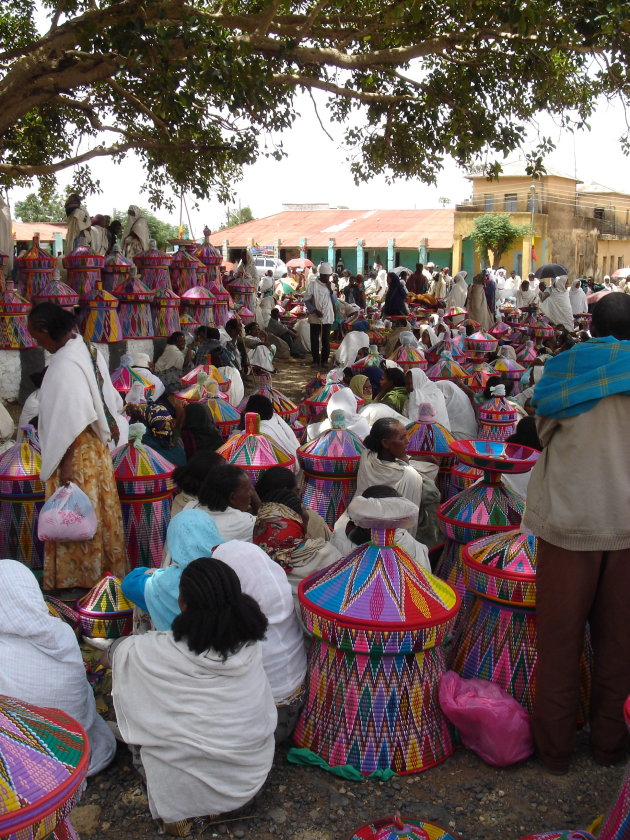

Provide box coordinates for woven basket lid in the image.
[304,381,345,409]
[180,364,228,387]
[449,439,539,474]
[236,306,255,321]
[0,696,89,838]
[351,350,383,371]
[113,276,154,301]
[443,306,468,321]
[348,815,460,840]
[406,417,454,457]
[152,287,180,305]
[236,386,298,420]
[299,523,459,638]
[0,280,30,314]
[228,276,256,292]
[207,279,230,301]
[488,321,513,338]
[83,280,118,306]
[0,425,41,480]
[388,345,427,367]
[517,340,537,363]
[218,412,295,470]
[297,420,366,474]
[491,357,525,377]
[463,530,538,604]
[464,330,498,352]
[181,285,215,303]
[16,238,55,269]
[77,573,134,616]
[112,424,176,482]
[62,243,104,268]
[103,247,134,272]
[110,364,154,395]
[206,394,240,424]
[32,278,79,307]
[426,355,468,381]
[451,459,483,481]
[169,249,198,267]
[195,229,222,266]
[478,396,519,424]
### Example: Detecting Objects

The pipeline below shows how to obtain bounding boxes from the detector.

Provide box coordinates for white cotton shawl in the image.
[121,205,150,252]
[406,369,451,430]
[331,512,430,572]
[218,365,244,406]
[446,273,468,309]
[260,414,300,460]
[294,318,311,351]
[335,331,370,366]
[154,344,184,372]
[0,400,15,440]
[569,280,588,315]
[112,633,276,822]
[0,559,115,775]
[539,277,575,330]
[38,334,128,480]
[307,387,370,441]
[304,279,334,323]
[359,401,408,427]
[516,288,540,309]
[212,541,306,702]
[434,380,478,439]
[356,450,424,510]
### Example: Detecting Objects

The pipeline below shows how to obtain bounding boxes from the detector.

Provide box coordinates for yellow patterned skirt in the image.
[43,427,128,590]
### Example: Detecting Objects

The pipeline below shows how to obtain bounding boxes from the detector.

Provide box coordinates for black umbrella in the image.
[534,263,569,279]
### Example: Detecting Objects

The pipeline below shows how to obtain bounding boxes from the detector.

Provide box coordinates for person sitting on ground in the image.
[195,464,259,541]
[356,417,441,548]
[523,293,630,773]
[331,485,430,572]
[253,488,340,603]
[373,367,408,413]
[132,352,165,401]
[244,323,276,374]
[155,331,186,373]
[242,394,299,461]
[404,368,451,428]
[224,318,250,374]
[255,465,332,542]
[180,402,223,459]
[125,387,186,466]
[112,556,276,835]
[0,559,116,776]
[170,451,225,518]
[266,308,305,358]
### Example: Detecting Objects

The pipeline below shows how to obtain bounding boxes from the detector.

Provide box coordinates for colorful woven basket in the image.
[0,425,45,571]
[151,287,181,336]
[79,281,122,343]
[388,344,427,371]
[16,238,56,300]
[181,285,215,329]
[443,306,467,326]
[0,281,36,349]
[112,426,176,569]
[298,413,366,528]
[218,412,296,483]
[406,416,455,498]
[517,340,538,365]
[169,248,200,295]
[110,364,155,398]
[304,382,348,418]
[134,242,173,290]
[477,396,519,442]
[113,275,154,339]
[63,244,104,300]
[176,368,229,402]
[426,355,468,382]
[488,321,513,340]
[45,595,80,633]
[294,526,459,775]
[237,386,299,423]
[491,356,525,382]
[102,246,134,291]
[32,278,79,311]
[351,347,384,374]
[464,330,498,355]
[76,573,134,638]
[348,816,460,840]
[0,696,88,840]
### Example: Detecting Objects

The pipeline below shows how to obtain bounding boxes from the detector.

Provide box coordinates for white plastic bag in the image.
[38,482,98,542]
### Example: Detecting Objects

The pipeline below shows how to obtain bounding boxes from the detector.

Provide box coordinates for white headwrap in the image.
[405,368,451,430]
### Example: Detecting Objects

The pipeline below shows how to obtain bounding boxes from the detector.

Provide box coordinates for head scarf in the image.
[181,402,222,456]
[350,374,372,402]
[434,380,478,439]
[253,502,306,572]
[406,368,451,429]
[144,510,225,630]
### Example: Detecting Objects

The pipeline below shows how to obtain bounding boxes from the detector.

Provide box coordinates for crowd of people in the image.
[0,250,628,837]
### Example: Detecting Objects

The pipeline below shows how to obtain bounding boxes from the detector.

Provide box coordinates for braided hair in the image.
[363,417,400,456]
[259,487,303,516]
[172,557,267,659]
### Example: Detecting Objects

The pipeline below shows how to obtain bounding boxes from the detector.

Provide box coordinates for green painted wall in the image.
[462,237,475,278]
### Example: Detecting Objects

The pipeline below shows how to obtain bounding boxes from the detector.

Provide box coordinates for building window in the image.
[527,193,539,213]
[594,208,605,220]
[619,256,624,269]
[483,194,494,211]
[504,193,517,211]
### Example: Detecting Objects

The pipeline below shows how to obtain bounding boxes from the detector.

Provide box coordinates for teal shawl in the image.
[532,336,630,418]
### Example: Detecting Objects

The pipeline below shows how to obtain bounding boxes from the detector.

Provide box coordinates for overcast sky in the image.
[7,86,630,239]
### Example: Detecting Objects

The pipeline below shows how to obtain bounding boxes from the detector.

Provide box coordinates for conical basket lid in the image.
[463,529,538,602]
[77,573,133,615]
[104,248,134,270]
[170,249,198,266]
[205,395,240,424]
[83,281,117,303]
[112,427,176,481]
[0,280,30,312]
[491,357,525,375]
[16,239,56,269]
[63,243,104,268]
[182,285,215,302]
[348,815,460,840]
[236,386,298,419]
[113,276,154,301]
[464,330,498,352]
[195,232,222,266]
[0,425,41,480]
[478,396,519,424]
[388,345,426,365]
[179,365,228,387]
[297,426,365,473]
[304,381,345,408]
[218,413,295,470]
[32,278,79,307]
[0,697,89,837]
[207,279,230,300]
[406,419,454,456]
[426,356,468,380]
[110,365,154,394]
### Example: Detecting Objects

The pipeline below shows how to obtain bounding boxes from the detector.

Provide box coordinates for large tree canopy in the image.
[0,0,628,207]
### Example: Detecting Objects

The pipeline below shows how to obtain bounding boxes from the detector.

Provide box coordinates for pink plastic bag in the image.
[439,670,534,766]
[38,482,98,542]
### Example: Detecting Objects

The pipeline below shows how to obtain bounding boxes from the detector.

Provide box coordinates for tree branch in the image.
[270,73,413,103]
[105,79,170,135]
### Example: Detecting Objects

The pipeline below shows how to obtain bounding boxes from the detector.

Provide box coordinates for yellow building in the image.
[454,162,629,279]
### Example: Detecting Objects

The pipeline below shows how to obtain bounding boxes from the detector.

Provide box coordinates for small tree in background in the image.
[219,206,255,230]
[14,191,67,223]
[472,214,531,269]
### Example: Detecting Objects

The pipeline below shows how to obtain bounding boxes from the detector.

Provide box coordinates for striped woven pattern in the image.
[0,429,45,570]
[464,331,498,354]
[169,250,199,295]
[32,280,79,309]
[463,531,537,607]
[301,474,358,530]
[45,596,80,633]
[0,697,88,840]
[80,295,122,343]
[218,429,295,483]
[110,365,154,397]
[120,494,172,569]
[237,387,298,422]
[388,346,428,371]
[348,816,460,840]
[76,574,134,638]
[152,291,181,336]
[426,357,468,381]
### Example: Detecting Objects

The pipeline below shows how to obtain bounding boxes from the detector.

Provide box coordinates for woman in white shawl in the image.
[0,559,115,775]
[243,394,300,462]
[446,271,468,309]
[539,276,575,330]
[515,279,540,309]
[112,557,276,833]
[121,205,150,260]
[355,418,441,547]
[404,368,451,429]
[434,380,478,439]
[335,329,370,367]
[569,279,588,315]
[307,388,370,441]
[28,303,128,590]
[465,273,494,329]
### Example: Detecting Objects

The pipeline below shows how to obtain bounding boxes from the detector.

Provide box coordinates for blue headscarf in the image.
[144,510,225,630]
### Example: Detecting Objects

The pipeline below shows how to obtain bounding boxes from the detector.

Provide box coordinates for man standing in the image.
[524,293,630,772]
[406,263,428,295]
[304,262,335,367]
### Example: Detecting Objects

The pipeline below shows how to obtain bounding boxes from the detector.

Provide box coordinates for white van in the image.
[254,256,287,280]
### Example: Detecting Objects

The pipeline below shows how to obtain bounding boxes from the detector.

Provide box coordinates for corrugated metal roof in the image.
[13,221,67,242]
[208,208,454,250]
